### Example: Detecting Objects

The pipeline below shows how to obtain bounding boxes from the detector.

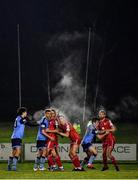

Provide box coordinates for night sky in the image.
[0,0,137,121]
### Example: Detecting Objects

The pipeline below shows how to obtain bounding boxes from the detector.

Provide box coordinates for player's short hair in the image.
[51,109,56,114]
[92,117,99,123]
[17,107,27,115]
[44,109,51,113]
[99,109,106,114]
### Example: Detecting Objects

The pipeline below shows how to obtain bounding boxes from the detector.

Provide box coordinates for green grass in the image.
[0,162,138,179]
[115,123,138,144]
[0,122,138,179]
[0,122,138,144]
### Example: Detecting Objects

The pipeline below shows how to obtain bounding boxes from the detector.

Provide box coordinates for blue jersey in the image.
[11,116,27,139]
[36,117,49,141]
[82,124,96,144]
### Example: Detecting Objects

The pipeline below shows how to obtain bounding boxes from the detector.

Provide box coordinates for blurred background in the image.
[0,0,137,146]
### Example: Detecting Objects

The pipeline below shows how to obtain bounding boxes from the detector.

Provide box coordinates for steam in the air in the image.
[47,31,91,122]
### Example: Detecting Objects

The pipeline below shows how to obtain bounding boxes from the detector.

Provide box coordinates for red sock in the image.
[111,156,117,166]
[55,155,62,167]
[70,155,81,168]
[47,155,55,167]
[103,153,108,167]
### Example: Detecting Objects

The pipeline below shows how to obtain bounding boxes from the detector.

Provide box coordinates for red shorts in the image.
[47,140,58,149]
[102,138,116,150]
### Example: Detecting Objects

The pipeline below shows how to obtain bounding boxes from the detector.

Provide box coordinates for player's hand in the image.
[54,129,59,133]
[105,131,110,135]
[50,137,55,141]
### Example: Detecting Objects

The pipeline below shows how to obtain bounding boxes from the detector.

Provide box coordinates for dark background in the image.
[0,0,137,121]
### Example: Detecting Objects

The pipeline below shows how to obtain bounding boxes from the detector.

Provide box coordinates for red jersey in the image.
[48,119,58,141]
[98,118,115,142]
[59,121,81,143]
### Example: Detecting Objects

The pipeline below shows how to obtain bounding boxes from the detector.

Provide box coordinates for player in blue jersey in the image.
[7,107,28,171]
[81,117,99,169]
[33,109,55,171]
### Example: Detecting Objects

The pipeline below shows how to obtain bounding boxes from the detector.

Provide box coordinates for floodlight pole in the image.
[83,27,91,122]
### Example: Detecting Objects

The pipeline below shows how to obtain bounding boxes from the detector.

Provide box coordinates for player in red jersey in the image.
[97,110,119,171]
[46,109,64,171]
[56,115,84,171]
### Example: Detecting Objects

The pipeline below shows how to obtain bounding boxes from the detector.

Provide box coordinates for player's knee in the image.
[69,151,75,158]
[107,153,112,159]
[51,150,57,157]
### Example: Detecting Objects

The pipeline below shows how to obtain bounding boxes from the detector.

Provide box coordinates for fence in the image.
[0,143,137,161]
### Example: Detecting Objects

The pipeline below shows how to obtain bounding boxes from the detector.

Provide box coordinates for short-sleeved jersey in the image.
[97,118,115,142]
[48,119,58,141]
[59,121,81,142]
[81,124,96,144]
[11,116,27,139]
[36,117,49,141]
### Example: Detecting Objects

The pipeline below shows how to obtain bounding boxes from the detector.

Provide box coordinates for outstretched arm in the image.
[45,128,58,133]
[58,131,69,137]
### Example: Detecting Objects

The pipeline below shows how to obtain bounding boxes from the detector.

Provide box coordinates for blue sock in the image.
[34,157,40,169]
[88,155,96,164]
[39,156,45,169]
[12,156,18,170]
[8,157,13,166]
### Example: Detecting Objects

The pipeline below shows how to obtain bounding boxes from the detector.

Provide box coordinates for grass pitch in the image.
[0,122,138,144]
[0,122,138,179]
[0,162,138,179]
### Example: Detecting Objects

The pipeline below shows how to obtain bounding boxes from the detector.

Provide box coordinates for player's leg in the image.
[87,146,97,169]
[8,139,21,171]
[101,143,108,171]
[47,143,55,171]
[81,144,90,167]
[106,141,119,171]
[7,150,14,171]
[9,139,22,171]
[33,148,42,171]
[51,148,64,171]
[69,143,84,171]
[39,143,47,171]
[12,147,21,171]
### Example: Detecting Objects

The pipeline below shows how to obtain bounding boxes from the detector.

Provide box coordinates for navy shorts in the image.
[11,138,22,148]
[82,143,92,152]
[36,140,47,149]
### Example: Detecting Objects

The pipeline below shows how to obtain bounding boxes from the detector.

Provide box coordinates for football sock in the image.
[8,157,13,166]
[39,156,45,168]
[111,156,117,166]
[34,157,40,169]
[70,155,81,168]
[88,154,97,164]
[103,154,108,167]
[55,155,62,168]
[47,155,55,167]
[12,156,18,167]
